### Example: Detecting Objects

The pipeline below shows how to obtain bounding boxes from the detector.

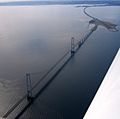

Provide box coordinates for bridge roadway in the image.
[2,8,120,119]
[2,24,120,119]
[15,33,120,119]
[2,25,98,119]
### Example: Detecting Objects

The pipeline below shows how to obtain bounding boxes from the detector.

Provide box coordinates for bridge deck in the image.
[17,46,119,119]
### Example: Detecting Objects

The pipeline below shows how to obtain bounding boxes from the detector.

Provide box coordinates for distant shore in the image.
[0,1,120,6]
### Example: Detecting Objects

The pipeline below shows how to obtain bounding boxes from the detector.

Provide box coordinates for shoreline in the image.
[0,1,120,6]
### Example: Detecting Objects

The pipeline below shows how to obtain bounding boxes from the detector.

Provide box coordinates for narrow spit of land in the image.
[83,7,119,32]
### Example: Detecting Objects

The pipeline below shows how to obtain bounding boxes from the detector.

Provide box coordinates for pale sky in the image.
[0,0,30,1]
[0,0,78,1]
[0,0,77,1]
[0,0,118,3]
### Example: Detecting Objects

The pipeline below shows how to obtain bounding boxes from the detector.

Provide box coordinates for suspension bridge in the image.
[2,25,98,119]
[2,6,119,119]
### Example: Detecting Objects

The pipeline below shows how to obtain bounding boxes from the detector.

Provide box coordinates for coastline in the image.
[0,1,120,6]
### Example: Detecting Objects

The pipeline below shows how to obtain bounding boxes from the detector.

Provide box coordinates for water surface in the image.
[0,5,120,118]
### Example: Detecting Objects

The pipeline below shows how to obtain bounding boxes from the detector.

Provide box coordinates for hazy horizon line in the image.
[0,0,120,6]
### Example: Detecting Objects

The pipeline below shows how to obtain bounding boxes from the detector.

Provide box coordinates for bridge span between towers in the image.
[2,23,98,119]
[2,6,119,119]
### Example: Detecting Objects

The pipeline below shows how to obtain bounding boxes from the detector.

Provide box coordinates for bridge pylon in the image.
[26,73,33,101]
[71,37,75,55]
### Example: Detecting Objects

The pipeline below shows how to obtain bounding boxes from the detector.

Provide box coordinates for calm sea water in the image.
[0,5,120,118]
